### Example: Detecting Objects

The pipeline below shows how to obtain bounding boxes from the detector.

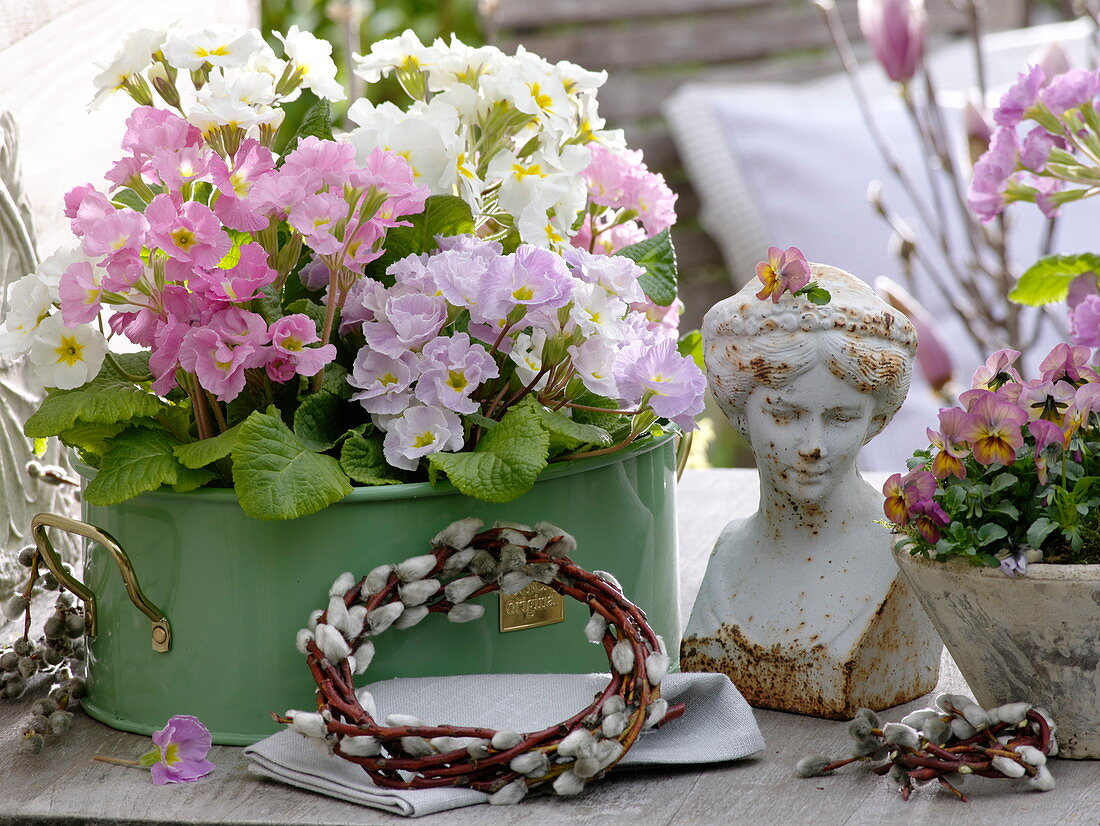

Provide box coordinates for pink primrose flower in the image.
[105,156,145,190]
[281,136,356,193]
[858,0,927,85]
[341,220,387,267]
[122,107,201,161]
[613,338,706,429]
[479,245,575,320]
[381,404,464,471]
[145,715,215,786]
[339,277,387,333]
[81,208,148,260]
[349,349,419,415]
[289,192,348,255]
[109,308,159,348]
[1039,342,1091,384]
[350,147,428,204]
[628,173,677,235]
[1040,68,1100,114]
[414,333,499,415]
[572,215,647,256]
[362,292,447,357]
[388,254,435,293]
[210,307,270,361]
[971,348,1022,390]
[630,297,683,341]
[103,254,145,292]
[958,390,1028,466]
[178,310,268,403]
[994,64,1046,128]
[250,169,311,218]
[1033,176,1066,219]
[65,186,115,237]
[150,319,190,395]
[145,194,231,268]
[754,246,811,303]
[968,128,1019,223]
[210,139,277,232]
[193,243,276,303]
[267,313,336,379]
[58,262,102,326]
[150,145,214,192]
[428,249,493,316]
[580,143,676,237]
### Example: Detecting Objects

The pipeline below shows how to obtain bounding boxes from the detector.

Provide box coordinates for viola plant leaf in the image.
[428,398,550,503]
[294,391,351,452]
[174,423,242,469]
[618,228,678,306]
[340,434,404,485]
[83,428,195,505]
[232,409,351,520]
[1009,254,1100,306]
[24,371,168,438]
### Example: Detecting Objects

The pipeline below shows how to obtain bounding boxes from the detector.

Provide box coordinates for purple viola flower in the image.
[614,339,706,429]
[971,348,1023,389]
[1039,342,1091,384]
[414,333,499,415]
[141,715,215,785]
[1040,67,1100,114]
[478,245,575,322]
[348,349,419,415]
[999,548,1028,578]
[994,64,1045,127]
[362,291,447,357]
[1069,294,1100,348]
[968,127,1019,223]
[381,404,465,471]
[858,0,927,84]
[910,499,950,544]
[1018,379,1075,423]
[1029,418,1068,485]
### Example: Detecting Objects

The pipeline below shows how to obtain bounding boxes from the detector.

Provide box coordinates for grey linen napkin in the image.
[244,672,763,817]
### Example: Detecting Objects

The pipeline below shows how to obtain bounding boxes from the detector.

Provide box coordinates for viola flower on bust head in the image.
[754,246,829,305]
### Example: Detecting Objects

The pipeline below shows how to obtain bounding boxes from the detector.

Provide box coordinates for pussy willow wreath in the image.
[279,518,684,804]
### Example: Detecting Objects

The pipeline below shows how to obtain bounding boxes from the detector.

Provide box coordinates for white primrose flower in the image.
[381,404,464,471]
[340,736,381,756]
[28,316,107,390]
[36,246,94,300]
[314,622,350,662]
[554,59,606,96]
[353,29,434,83]
[482,47,573,136]
[570,282,629,341]
[89,26,167,109]
[163,25,264,70]
[0,275,55,357]
[348,98,463,193]
[508,328,548,388]
[275,26,345,102]
[201,67,278,108]
[569,337,620,400]
[424,36,504,92]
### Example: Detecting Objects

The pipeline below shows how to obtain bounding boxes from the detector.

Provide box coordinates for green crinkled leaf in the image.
[255,285,285,325]
[322,362,355,401]
[340,434,404,485]
[174,423,242,469]
[617,228,678,306]
[1009,254,1100,306]
[232,409,352,520]
[536,404,612,452]
[677,329,705,371]
[294,391,350,451]
[369,195,474,280]
[285,94,333,152]
[107,352,152,380]
[83,428,193,505]
[285,298,331,333]
[24,371,168,437]
[427,397,550,503]
[110,189,147,212]
[56,421,127,456]
[172,464,216,493]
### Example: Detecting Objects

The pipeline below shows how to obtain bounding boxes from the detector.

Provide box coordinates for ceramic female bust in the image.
[680,263,940,719]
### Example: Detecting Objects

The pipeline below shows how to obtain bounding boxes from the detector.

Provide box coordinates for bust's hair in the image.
[703,264,917,441]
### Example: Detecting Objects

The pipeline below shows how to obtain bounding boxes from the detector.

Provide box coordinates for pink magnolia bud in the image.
[963,97,993,167]
[858,0,928,84]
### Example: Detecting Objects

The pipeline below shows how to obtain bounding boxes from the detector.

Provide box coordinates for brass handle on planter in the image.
[675,431,693,481]
[30,513,172,653]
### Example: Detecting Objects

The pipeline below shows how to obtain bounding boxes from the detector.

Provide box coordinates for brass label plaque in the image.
[498,582,565,632]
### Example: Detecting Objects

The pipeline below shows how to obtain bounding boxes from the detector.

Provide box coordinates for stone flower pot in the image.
[893,547,1100,758]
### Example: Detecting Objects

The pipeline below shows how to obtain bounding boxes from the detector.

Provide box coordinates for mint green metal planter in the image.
[58,436,678,744]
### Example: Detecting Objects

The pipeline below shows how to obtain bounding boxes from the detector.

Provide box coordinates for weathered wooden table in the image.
[2,468,1098,825]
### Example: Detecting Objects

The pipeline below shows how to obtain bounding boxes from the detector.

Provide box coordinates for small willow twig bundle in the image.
[277,518,685,804]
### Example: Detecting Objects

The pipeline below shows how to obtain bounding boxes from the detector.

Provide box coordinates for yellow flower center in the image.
[53,336,84,367]
[230,170,250,198]
[380,372,398,386]
[446,370,468,392]
[413,431,435,448]
[164,743,181,765]
[512,286,534,301]
[171,227,197,251]
[281,336,304,352]
[512,163,544,180]
[194,45,231,58]
[528,83,554,113]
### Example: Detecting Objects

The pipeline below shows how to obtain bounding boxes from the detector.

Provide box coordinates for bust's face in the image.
[744,367,875,503]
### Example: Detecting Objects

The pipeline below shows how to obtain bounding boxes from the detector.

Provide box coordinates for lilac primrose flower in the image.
[563,247,646,304]
[415,333,499,414]
[614,339,706,429]
[479,244,575,321]
[382,404,464,471]
[1040,68,1100,114]
[994,64,1045,127]
[968,127,1019,223]
[1020,127,1058,173]
[1069,294,1100,348]
[429,249,494,314]
[362,291,447,357]
[349,349,419,414]
[141,715,215,785]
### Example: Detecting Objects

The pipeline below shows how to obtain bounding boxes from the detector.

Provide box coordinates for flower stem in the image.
[93,755,144,768]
